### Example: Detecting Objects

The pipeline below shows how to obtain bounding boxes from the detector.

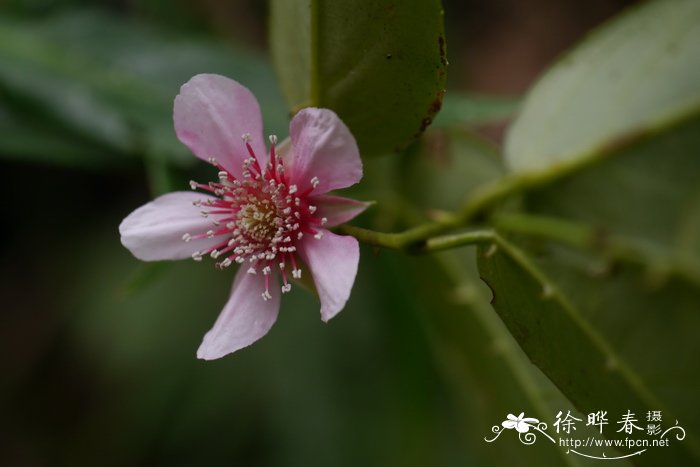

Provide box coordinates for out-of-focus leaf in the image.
[477,239,700,466]
[0,10,287,167]
[432,93,520,128]
[392,132,610,465]
[478,4,700,463]
[270,0,448,157]
[0,103,122,168]
[505,0,700,173]
[522,115,700,284]
[401,251,613,466]
[400,129,504,214]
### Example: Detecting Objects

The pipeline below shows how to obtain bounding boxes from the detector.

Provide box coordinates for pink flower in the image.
[119,74,368,360]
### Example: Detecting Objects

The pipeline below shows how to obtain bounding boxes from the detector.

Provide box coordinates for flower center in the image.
[182,134,326,300]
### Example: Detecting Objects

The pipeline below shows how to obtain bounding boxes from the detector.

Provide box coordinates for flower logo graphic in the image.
[502,412,540,433]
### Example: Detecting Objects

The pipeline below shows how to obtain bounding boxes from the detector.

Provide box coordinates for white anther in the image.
[262,290,273,301]
[182,233,192,242]
[247,267,257,275]
[192,199,202,207]
[200,211,209,217]
[309,205,317,214]
[220,257,232,268]
[207,157,218,165]
[321,217,328,225]
[269,134,278,145]
[279,262,285,270]
[310,176,320,188]
[282,207,291,215]
[262,266,271,275]
[241,133,252,142]
[218,171,228,180]
[281,284,292,293]
[206,230,215,238]
[288,184,297,194]
[189,180,198,190]
[192,251,203,261]
[297,232,304,240]
[314,231,324,240]
[292,268,302,279]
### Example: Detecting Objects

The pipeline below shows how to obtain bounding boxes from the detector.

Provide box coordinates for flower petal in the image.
[174,74,266,178]
[119,192,220,261]
[502,421,517,429]
[299,230,359,322]
[311,195,370,227]
[286,108,362,194]
[197,268,280,360]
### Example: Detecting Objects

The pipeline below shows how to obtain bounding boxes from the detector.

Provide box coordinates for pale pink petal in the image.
[285,108,362,194]
[299,230,359,322]
[311,195,370,227]
[119,192,220,261]
[197,268,280,360]
[174,74,266,178]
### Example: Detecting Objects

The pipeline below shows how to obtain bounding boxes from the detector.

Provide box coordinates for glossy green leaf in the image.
[505,0,700,173]
[270,0,448,157]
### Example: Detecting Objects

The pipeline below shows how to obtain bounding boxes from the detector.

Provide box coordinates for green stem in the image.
[337,174,528,250]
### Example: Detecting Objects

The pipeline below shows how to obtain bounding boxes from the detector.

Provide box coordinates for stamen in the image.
[185,134,329,295]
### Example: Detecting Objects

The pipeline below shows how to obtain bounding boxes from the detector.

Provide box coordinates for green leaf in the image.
[521,114,700,284]
[404,251,612,466]
[0,103,123,168]
[270,0,448,157]
[505,0,700,173]
[477,238,700,465]
[0,10,287,167]
[400,128,504,214]
[432,92,520,128]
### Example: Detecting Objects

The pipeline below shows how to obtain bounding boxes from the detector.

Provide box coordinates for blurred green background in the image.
[1,1,641,466]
